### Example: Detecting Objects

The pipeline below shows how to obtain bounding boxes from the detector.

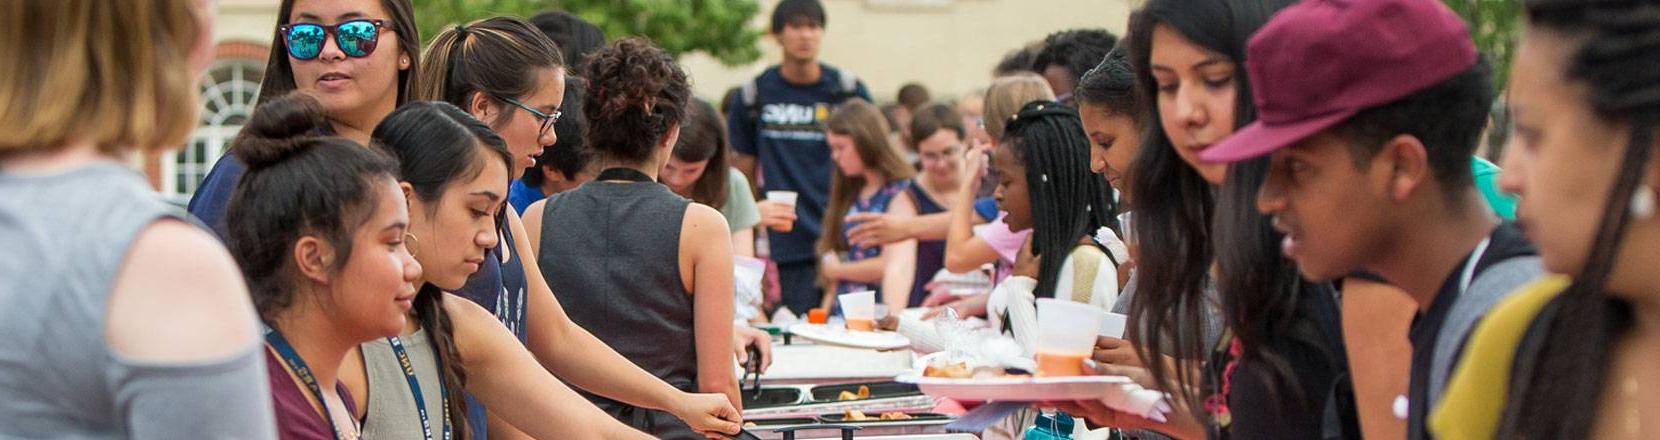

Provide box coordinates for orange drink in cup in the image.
[1034,352,1089,377]
[1035,298,1104,377]
[838,291,877,332]
[765,191,799,232]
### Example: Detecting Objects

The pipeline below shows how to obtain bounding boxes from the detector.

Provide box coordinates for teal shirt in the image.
[1472,156,1517,220]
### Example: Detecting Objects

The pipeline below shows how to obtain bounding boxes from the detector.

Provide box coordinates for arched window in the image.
[165,58,263,202]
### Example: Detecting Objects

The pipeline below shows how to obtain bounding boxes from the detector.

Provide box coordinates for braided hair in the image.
[999,101,1118,298]
[1075,47,1141,121]
[1501,0,1660,437]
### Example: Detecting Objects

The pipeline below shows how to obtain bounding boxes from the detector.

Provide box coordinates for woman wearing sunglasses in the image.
[189,0,419,240]
[412,17,743,440]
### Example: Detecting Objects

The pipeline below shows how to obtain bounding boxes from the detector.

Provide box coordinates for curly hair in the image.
[581,37,691,164]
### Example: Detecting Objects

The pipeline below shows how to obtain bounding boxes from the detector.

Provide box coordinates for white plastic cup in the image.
[766,191,799,207]
[839,291,878,331]
[1098,312,1129,339]
[1036,298,1104,355]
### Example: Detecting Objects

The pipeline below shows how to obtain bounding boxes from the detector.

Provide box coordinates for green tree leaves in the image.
[1443,0,1522,89]
[414,0,763,66]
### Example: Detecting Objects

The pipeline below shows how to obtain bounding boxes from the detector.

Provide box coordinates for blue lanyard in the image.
[387,336,451,440]
[266,329,349,440]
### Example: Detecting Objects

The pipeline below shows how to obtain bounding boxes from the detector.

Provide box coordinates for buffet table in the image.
[739,335,972,439]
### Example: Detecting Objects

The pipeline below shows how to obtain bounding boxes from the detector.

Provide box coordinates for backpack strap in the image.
[839,70,860,95]
[830,68,862,104]
[741,77,762,120]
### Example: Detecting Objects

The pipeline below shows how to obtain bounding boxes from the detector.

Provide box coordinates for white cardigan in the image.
[987,245,1121,357]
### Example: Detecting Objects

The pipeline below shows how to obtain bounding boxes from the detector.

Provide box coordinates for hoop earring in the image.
[403,232,421,257]
[1632,185,1657,220]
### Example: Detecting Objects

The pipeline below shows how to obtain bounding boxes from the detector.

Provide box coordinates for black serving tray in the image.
[816,412,953,424]
[808,381,922,403]
[743,387,806,409]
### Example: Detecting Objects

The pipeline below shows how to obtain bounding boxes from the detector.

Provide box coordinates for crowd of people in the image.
[2,0,1659,439]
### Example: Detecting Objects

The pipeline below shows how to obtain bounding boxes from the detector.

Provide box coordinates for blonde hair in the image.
[818,99,917,254]
[0,0,204,155]
[983,73,1056,140]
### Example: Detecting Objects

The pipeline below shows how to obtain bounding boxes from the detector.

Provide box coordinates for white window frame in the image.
[164,58,263,204]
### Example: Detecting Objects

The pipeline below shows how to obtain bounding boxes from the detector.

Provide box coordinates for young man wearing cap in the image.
[728,0,872,316]
[1198,1,1545,439]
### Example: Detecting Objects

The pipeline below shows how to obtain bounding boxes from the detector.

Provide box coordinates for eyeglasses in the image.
[920,144,966,163]
[279,19,387,60]
[495,95,561,135]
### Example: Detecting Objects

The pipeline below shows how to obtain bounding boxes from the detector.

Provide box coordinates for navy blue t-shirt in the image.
[726,64,870,264]
[187,153,246,240]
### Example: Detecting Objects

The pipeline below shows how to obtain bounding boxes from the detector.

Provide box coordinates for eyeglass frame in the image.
[494,95,561,136]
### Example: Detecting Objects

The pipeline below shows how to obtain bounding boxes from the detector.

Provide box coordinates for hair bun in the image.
[233,93,334,170]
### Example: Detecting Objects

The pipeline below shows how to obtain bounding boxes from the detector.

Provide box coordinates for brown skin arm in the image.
[1341,278,1413,440]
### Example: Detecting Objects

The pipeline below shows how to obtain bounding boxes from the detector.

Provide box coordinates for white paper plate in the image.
[894,374,1134,402]
[788,323,911,350]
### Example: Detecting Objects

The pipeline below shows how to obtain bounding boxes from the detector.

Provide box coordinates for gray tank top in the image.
[0,161,274,438]
[360,328,448,439]
[538,178,702,439]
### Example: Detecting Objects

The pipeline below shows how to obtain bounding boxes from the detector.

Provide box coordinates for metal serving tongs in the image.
[728,345,767,440]
[743,344,764,399]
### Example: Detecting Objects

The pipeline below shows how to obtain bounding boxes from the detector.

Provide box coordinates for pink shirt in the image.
[973,213,1032,281]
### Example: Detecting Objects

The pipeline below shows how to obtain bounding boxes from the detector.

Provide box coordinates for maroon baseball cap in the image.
[1201,0,1478,163]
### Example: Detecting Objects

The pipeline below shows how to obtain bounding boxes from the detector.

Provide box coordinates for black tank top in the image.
[538,171,701,439]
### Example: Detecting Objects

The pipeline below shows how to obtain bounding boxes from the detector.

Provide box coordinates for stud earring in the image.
[1631,185,1656,220]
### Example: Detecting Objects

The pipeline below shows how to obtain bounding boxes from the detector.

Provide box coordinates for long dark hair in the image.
[414,16,564,128]
[669,98,730,209]
[1000,101,1118,298]
[226,92,399,324]
[372,101,514,440]
[256,0,419,106]
[1123,0,1295,418]
[1500,0,1660,436]
[1212,157,1332,412]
